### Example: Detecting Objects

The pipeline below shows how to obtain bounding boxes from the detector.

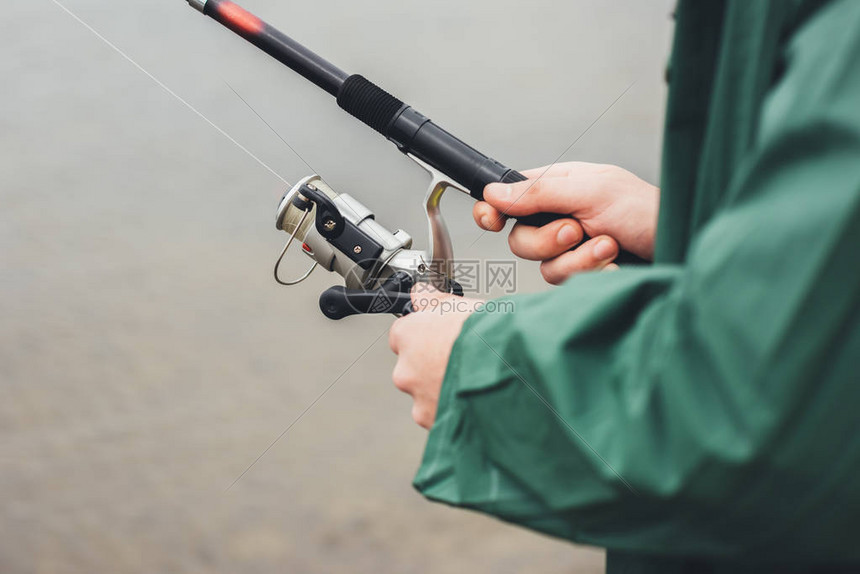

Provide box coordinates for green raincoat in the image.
[413,1,860,572]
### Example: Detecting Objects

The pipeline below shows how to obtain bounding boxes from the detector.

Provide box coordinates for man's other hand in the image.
[389,286,483,429]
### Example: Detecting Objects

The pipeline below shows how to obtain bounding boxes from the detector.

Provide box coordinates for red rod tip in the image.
[216,1,265,35]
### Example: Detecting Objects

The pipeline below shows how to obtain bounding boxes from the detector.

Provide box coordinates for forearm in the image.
[416,118,860,562]
[417,240,860,560]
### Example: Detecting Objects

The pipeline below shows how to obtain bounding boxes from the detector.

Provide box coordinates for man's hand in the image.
[389,286,483,429]
[474,162,659,284]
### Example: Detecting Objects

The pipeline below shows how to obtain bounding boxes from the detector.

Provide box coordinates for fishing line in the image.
[50,0,292,186]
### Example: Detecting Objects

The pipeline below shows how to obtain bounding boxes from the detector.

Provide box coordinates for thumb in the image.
[484,178,596,218]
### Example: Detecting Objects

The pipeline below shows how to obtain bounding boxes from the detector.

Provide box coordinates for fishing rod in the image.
[185,0,643,319]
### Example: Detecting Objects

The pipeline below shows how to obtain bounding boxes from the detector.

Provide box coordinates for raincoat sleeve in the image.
[414,0,860,562]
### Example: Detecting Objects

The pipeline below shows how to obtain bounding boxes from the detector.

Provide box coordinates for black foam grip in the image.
[337,75,404,134]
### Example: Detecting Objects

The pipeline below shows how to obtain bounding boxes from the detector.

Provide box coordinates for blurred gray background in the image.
[1,0,674,572]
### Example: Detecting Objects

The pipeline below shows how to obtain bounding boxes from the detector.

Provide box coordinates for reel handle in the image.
[319,272,413,320]
[319,273,465,320]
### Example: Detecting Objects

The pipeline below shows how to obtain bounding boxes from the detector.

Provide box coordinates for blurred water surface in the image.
[1,0,673,572]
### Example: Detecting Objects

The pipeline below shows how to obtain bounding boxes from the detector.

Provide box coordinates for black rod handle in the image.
[337,76,648,265]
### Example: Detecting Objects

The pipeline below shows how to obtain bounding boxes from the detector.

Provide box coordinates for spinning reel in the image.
[274,159,464,320]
